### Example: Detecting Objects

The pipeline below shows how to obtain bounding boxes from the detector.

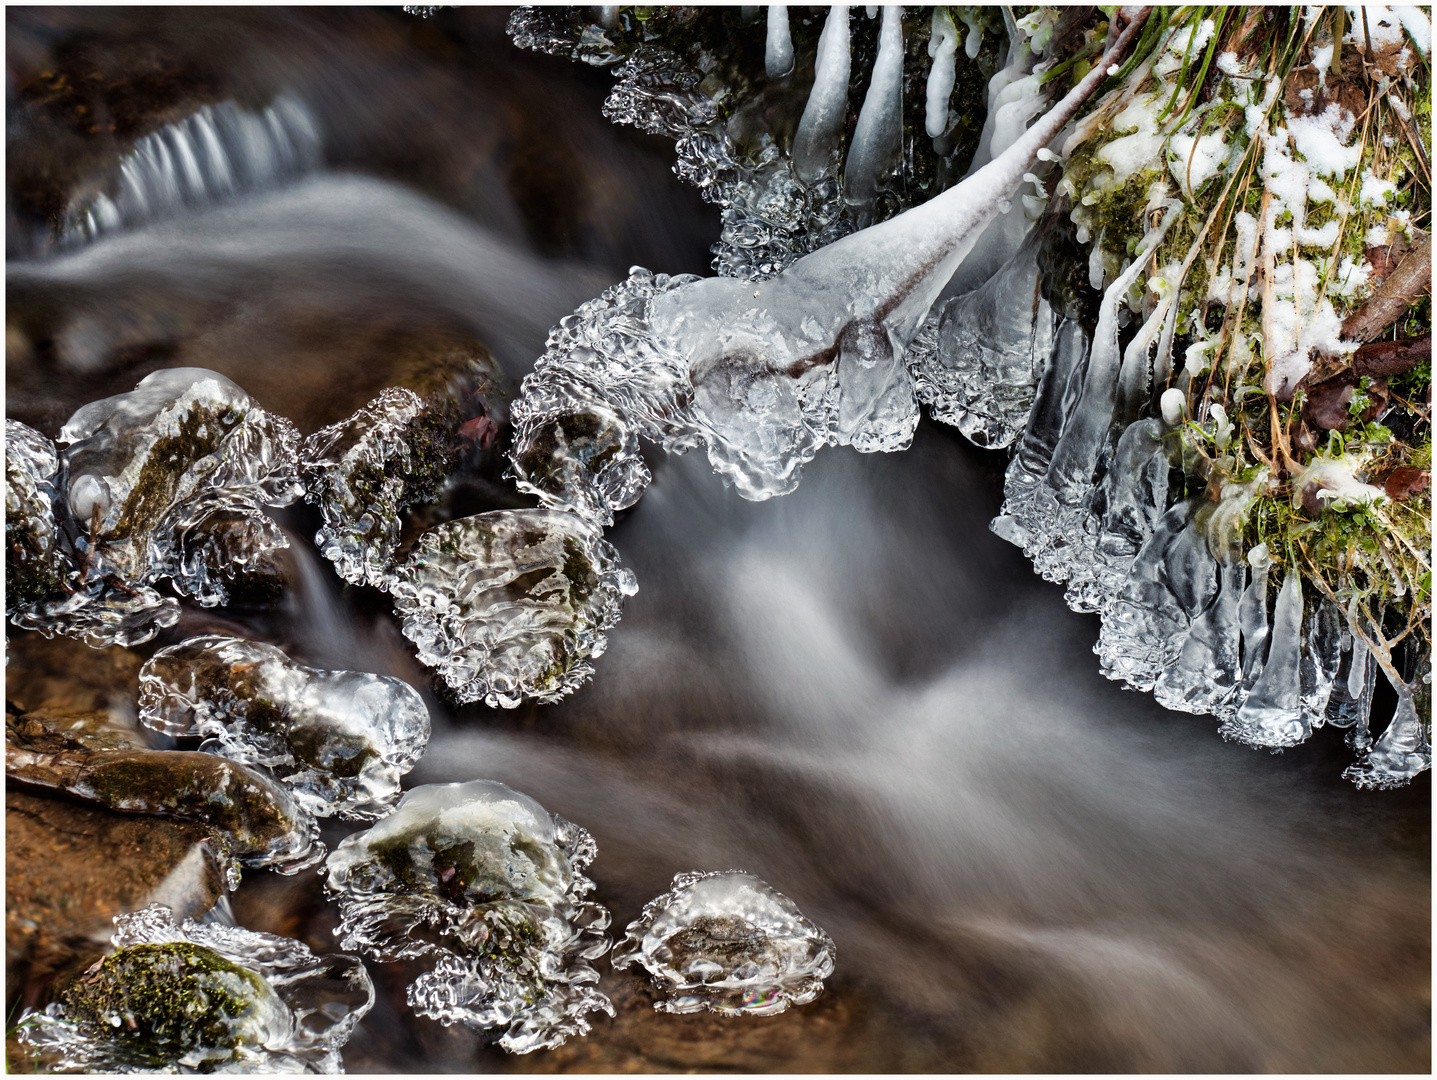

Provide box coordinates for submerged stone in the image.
[388,509,636,708]
[610,870,836,1016]
[138,635,431,820]
[13,903,374,1073]
[324,780,613,1054]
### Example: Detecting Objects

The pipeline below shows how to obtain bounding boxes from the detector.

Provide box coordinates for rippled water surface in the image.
[6,7,1429,1074]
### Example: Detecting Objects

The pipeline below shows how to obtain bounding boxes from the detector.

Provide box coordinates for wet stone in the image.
[138,635,431,820]
[5,789,227,1016]
[610,870,836,1016]
[5,631,148,725]
[388,508,637,708]
[324,780,613,1054]
[4,419,73,612]
[6,709,322,876]
[12,904,375,1074]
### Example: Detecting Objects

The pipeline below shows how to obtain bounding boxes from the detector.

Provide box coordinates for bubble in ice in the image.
[387,508,636,708]
[610,870,836,1016]
[138,635,431,820]
[324,780,613,1054]
[12,903,373,1074]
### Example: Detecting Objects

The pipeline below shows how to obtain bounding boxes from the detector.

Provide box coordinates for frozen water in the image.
[324,781,612,1054]
[610,870,836,1016]
[842,6,903,227]
[792,6,852,186]
[1346,681,1432,789]
[13,903,372,1074]
[57,367,302,609]
[387,509,637,708]
[6,418,182,647]
[301,370,496,589]
[138,635,431,820]
[1227,570,1308,748]
[6,420,76,613]
[925,8,959,141]
[907,235,1055,448]
[765,5,794,79]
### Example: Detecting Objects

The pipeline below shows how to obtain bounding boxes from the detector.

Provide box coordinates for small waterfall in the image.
[61,94,321,246]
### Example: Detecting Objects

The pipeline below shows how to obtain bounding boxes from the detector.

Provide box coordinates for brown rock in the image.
[6,788,226,1014]
[4,630,147,727]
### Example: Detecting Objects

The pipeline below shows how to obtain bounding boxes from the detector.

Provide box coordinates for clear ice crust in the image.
[138,635,432,820]
[610,870,836,1016]
[387,509,637,708]
[323,780,613,1054]
[13,904,373,1074]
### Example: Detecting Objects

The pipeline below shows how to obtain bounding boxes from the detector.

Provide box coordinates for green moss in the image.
[109,405,242,541]
[63,943,274,1059]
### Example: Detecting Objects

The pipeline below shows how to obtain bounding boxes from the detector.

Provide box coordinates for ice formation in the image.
[511,17,1146,518]
[611,870,836,1016]
[14,904,373,1074]
[842,6,904,226]
[8,368,303,646]
[138,635,431,820]
[324,780,612,1054]
[792,6,852,186]
[386,509,636,708]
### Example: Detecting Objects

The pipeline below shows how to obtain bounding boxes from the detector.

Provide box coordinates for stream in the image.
[5,7,1429,1074]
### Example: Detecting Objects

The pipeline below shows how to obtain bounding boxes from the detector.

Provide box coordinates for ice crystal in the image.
[611,870,836,1016]
[13,903,373,1074]
[138,635,431,820]
[324,781,612,1054]
[387,509,636,708]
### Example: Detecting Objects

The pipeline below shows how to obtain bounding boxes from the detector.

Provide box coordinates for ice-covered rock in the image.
[301,353,502,589]
[324,781,612,1054]
[13,903,372,1074]
[138,636,431,820]
[610,870,835,1016]
[388,509,634,708]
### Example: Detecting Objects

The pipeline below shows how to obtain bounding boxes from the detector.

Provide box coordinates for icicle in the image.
[1116,288,1178,423]
[1326,629,1377,732]
[1346,679,1431,788]
[907,232,1054,448]
[766,5,795,79]
[792,6,852,184]
[1099,418,1170,556]
[843,6,904,225]
[1229,569,1308,748]
[1047,205,1180,504]
[926,9,960,140]
[1095,502,1195,691]
[1237,543,1272,689]
[597,7,619,30]
[1299,601,1344,730]
[959,8,985,59]
[1014,318,1090,478]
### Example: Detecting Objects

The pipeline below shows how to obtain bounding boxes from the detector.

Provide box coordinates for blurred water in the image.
[5,6,1428,1073]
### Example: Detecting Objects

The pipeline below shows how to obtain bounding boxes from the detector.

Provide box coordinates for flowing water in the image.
[6,7,1429,1073]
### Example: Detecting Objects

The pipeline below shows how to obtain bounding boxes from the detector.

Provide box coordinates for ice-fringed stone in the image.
[1344,678,1432,789]
[611,870,836,1016]
[13,903,373,1074]
[388,509,637,707]
[324,781,613,1054]
[5,419,72,611]
[907,233,1056,449]
[301,373,498,589]
[1226,570,1308,748]
[57,367,303,609]
[6,419,181,647]
[138,635,431,820]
